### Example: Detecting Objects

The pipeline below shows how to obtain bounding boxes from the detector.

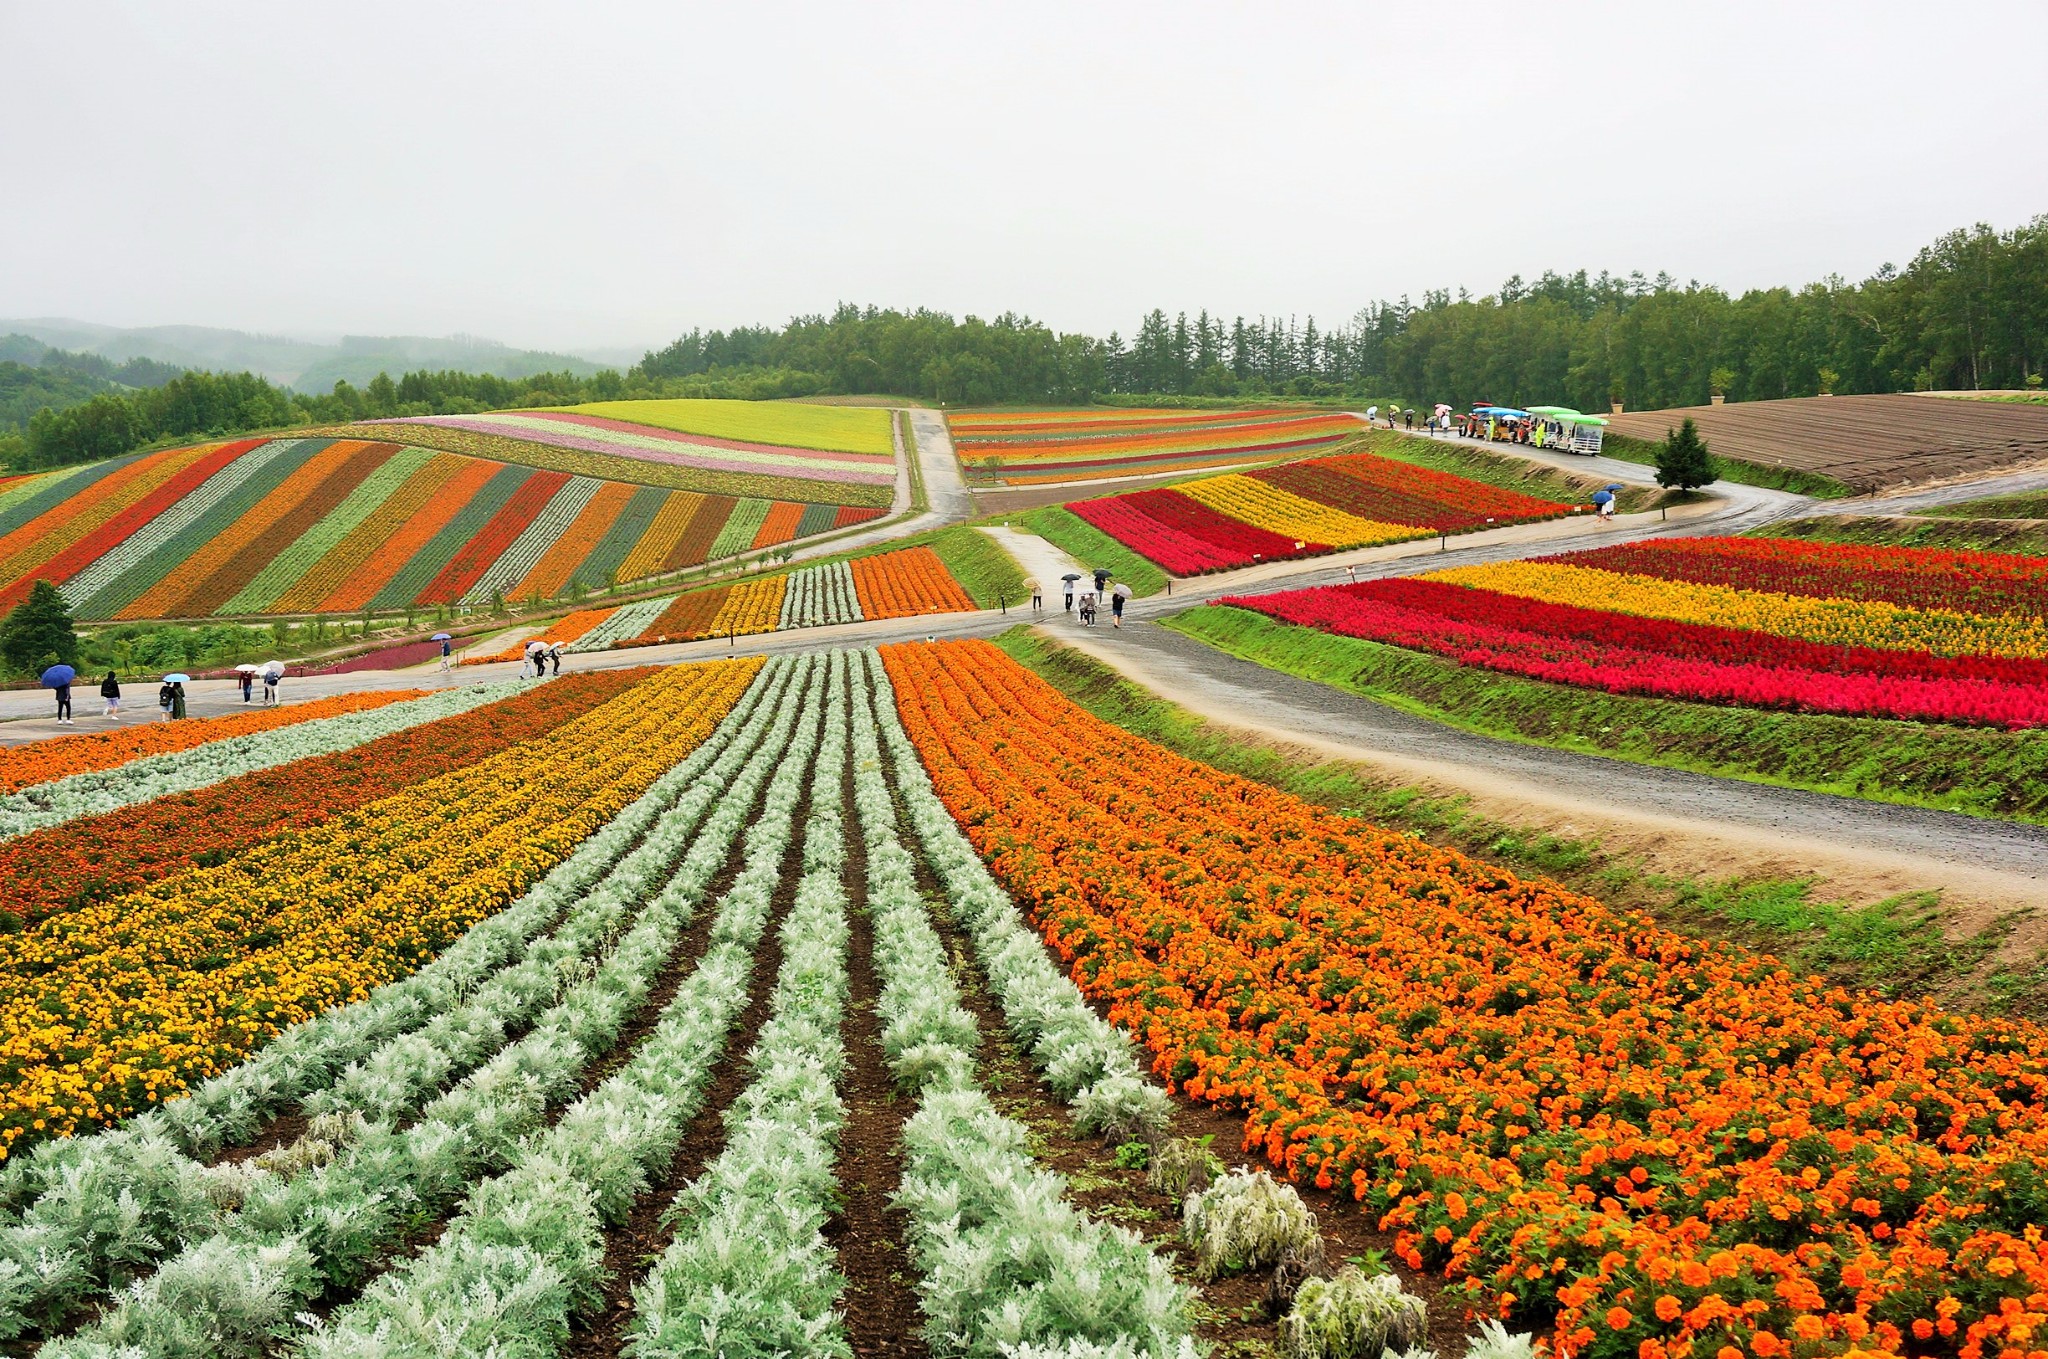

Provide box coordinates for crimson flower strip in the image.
[1068,488,1324,573]
[0,669,645,926]
[1252,452,1567,532]
[1549,537,2048,618]
[1222,579,2048,727]
[881,639,2048,1359]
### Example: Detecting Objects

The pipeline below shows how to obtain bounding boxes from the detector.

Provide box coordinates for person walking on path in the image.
[1024,576,1042,612]
[100,672,120,720]
[170,682,187,721]
[52,679,71,725]
[1111,581,1131,629]
[158,680,175,721]
[525,639,545,678]
[262,669,280,704]
[239,669,254,703]
[548,644,562,677]
[1063,579,1075,613]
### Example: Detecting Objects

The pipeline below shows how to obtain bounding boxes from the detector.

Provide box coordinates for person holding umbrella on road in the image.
[261,660,284,704]
[433,632,454,676]
[1111,580,1132,629]
[237,664,256,703]
[99,670,121,720]
[1062,573,1080,613]
[1592,483,1623,522]
[524,638,547,679]
[41,663,75,725]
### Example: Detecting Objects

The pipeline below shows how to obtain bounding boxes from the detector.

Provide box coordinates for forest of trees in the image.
[7,214,2042,471]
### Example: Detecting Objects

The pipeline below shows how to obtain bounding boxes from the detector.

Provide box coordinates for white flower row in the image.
[847,654,1194,1359]
[779,560,863,629]
[565,592,672,652]
[457,475,605,607]
[862,649,1170,1141]
[292,656,843,1358]
[60,438,304,608]
[629,650,855,1357]
[35,658,827,1359]
[0,680,522,845]
[218,446,439,616]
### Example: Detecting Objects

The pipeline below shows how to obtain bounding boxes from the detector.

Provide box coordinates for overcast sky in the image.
[4,0,2044,355]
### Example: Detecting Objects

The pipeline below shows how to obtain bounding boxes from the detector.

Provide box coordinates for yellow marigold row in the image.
[707,574,787,639]
[0,658,761,1156]
[1177,474,1416,549]
[1427,560,2048,659]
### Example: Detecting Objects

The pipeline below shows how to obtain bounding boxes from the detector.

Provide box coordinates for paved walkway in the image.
[1052,619,2048,924]
[977,525,1086,609]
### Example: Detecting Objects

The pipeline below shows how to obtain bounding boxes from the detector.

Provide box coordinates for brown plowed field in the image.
[1605,394,2048,491]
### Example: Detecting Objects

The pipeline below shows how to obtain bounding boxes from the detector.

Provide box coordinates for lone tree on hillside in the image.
[0,580,79,675]
[1655,417,1716,491]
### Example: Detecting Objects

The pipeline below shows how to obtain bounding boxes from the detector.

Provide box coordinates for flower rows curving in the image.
[0,689,418,795]
[1222,577,2048,727]
[0,659,757,1158]
[881,638,2048,1359]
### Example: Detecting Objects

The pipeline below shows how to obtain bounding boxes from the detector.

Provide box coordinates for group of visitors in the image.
[47,667,285,727]
[523,639,563,678]
[1022,569,1129,628]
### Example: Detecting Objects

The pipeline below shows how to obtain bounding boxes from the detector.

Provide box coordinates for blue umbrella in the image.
[430,632,453,641]
[39,664,75,688]
[1591,490,1615,506]
[162,672,191,684]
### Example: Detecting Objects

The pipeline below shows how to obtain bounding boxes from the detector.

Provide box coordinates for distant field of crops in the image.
[948,407,1362,486]
[0,437,884,620]
[315,399,897,507]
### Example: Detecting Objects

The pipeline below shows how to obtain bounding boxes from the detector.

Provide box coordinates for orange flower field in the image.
[881,638,2048,1359]
[850,545,977,619]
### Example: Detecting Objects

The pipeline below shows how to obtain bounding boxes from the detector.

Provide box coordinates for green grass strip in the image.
[707,497,771,560]
[1017,504,1169,597]
[368,462,532,611]
[927,525,1025,609]
[221,444,436,614]
[1163,603,2048,824]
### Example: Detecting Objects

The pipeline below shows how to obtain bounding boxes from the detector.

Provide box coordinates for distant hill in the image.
[0,319,608,392]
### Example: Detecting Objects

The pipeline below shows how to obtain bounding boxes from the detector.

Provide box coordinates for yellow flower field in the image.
[555,398,895,455]
[1176,473,1418,549]
[707,574,788,638]
[1427,560,2048,658]
[0,658,760,1155]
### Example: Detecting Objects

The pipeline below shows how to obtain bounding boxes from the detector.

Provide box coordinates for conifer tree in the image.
[1655,417,1716,490]
[0,580,79,674]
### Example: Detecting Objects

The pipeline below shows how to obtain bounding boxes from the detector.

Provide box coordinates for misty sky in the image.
[5,0,2045,356]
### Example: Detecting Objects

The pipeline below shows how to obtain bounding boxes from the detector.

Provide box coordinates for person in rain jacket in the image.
[100,672,121,720]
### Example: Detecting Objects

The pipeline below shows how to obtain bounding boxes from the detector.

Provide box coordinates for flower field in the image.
[0,650,1232,1359]
[883,638,2048,1359]
[0,436,878,620]
[1222,535,2048,726]
[1068,446,1570,574]
[949,407,1364,485]
[325,398,897,508]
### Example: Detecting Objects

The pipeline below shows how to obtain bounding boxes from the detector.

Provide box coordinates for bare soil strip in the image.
[831,753,929,1359]
[1606,393,2048,491]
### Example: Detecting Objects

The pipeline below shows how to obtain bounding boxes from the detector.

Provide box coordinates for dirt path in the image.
[1052,621,2048,941]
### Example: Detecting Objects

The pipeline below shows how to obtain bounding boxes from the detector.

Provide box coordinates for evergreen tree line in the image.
[8,215,2041,472]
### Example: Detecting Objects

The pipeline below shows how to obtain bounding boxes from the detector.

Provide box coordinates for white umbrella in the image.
[234,663,261,673]
[1112,583,1133,600]
[261,661,286,678]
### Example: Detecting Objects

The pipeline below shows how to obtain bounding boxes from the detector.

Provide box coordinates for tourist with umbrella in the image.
[1111,581,1132,629]
[41,663,75,725]
[161,672,190,721]
[1061,572,1080,613]
[235,662,259,703]
[1592,484,1623,521]
[261,660,284,704]
[99,670,121,720]
[524,638,547,679]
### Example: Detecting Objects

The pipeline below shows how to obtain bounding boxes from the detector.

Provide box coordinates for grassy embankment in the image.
[1763,514,2048,555]
[1600,429,1853,498]
[1161,603,2048,824]
[995,626,2038,1015]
